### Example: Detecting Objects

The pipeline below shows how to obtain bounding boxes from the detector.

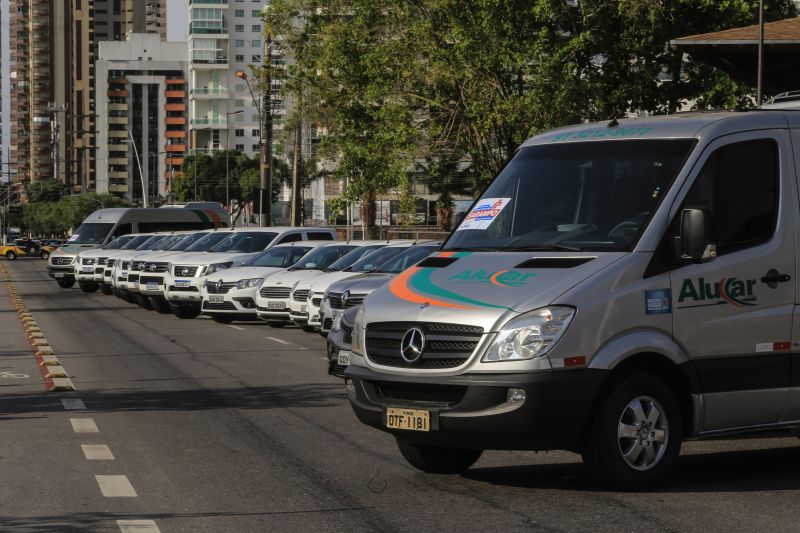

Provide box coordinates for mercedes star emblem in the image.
[400,327,426,364]
[341,290,350,307]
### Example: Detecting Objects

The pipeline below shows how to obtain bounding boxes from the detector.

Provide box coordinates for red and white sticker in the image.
[755,342,791,353]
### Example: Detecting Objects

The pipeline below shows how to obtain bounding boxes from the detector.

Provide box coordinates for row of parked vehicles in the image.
[1,238,62,260]
[40,102,800,490]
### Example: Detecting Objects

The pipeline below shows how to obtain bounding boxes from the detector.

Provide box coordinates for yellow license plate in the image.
[386,407,430,432]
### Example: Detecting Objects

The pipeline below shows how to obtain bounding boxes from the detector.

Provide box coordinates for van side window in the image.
[112,223,132,238]
[681,140,778,255]
[277,233,302,244]
[308,231,334,240]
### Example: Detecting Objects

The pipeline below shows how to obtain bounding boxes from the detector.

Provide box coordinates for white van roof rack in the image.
[761,91,800,110]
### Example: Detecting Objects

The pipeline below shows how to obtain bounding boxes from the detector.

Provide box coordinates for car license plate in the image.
[267,301,285,310]
[146,281,158,290]
[81,266,93,273]
[209,295,224,303]
[54,272,65,278]
[337,350,351,366]
[386,407,430,432]
[300,304,307,313]
[175,279,190,287]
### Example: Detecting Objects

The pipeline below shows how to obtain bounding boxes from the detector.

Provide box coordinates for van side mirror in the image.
[677,208,716,263]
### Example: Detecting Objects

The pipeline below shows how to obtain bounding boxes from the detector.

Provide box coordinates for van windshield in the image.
[184,232,229,252]
[210,232,278,253]
[244,246,313,267]
[444,139,695,252]
[326,245,386,272]
[290,245,355,271]
[67,223,114,244]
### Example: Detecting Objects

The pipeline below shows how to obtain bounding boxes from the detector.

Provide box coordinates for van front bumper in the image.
[48,266,75,281]
[345,365,607,452]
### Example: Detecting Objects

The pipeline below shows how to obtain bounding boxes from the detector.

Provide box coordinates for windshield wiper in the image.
[504,244,583,252]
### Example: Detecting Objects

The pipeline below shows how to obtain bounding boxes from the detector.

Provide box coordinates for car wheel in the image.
[212,315,234,324]
[301,325,316,333]
[268,321,286,328]
[40,251,50,260]
[582,372,682,490]
[78,281,99,293]
[6,250,17,260]
[150,297,172,314]
[171,305,200,319]
[56,278,76,289]
[395,438,483,474]
[133,294,153,310]
[99,284,113,295]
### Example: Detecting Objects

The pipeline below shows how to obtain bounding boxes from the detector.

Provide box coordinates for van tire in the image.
[171,305,200,319]
[78,281,99,293]
[582,372,682,491]
[56,278,76,289]
[99,284,113,295]
[6,250,17,260]
[396,438,482,474]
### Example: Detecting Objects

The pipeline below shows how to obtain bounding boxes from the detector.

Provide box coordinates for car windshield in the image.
[244,246,313,267]
[349,246,409,273]
[67,222,114,244]
[121,235,151,249]
[210,232,278,253]
[154,235,181,251]
[444,139,695,252]
[184,232,229,252]
[374,245,439,273]
[136,236,166,251]
[326,245,386,272]
[104,235,135,250]
[169,232,208,251]
[291,245,355,271]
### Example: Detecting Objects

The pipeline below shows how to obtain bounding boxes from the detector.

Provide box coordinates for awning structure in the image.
[671,17,800,94]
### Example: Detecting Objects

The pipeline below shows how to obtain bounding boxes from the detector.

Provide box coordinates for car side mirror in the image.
[677,208,716,263]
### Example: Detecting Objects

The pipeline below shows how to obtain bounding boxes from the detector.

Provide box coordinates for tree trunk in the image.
[360,193,377,238]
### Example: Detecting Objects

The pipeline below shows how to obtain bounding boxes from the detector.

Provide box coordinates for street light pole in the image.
[226,110,244,211]
[127,130,147,208]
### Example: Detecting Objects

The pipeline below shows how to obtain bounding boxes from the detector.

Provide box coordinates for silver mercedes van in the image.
[345,107,800,489]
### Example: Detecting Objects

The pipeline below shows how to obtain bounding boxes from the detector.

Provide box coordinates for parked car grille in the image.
[323,318,333,330]
[94,267,104,274]
[51,256,74,266]
[328,292,366,309]
[98,257,107,265]
[106,259,115,267]
[133,262,147,271]
[311,297,322,306]
[140,276,163,285]
[292,289,310,302]
[206,282,236,294]
[121,261,131,270]
[81,258,95,265]
[365,322,483,369]
[375,382,467,406]
[260,286,291,299]
[144,262,169,273]
[202,301,237,311]
[128,274,140,283]
[173,265,199,277]
[169,285,199,292]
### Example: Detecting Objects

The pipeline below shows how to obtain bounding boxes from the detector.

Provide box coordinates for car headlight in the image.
[331,313,343,332]
[236,278,263,289]
[483,307,575,362]
[351,306,365,355]
[205,262,233,275]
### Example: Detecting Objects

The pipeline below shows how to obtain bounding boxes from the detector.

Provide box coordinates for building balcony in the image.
[189,87,228,99]
[190,0,228,4]
[166,144,186,153]
[190,117,227,128]
[166,130,186,139]
[108,117,128,125]
[108,183,129,193]
[108,130,128,138]
[165,117,187,125]
[166,78,186,85]
[166,160,184,169]
[189,25,228,37]
[108,158,129,166]
[165,90,186,98]
[108,103,128,111]
[190,58,229,68]
[108,143,128,152]
[165,103,186,112]
[109,78,128,84]
[108,171,129,179]
[108,89,128,98]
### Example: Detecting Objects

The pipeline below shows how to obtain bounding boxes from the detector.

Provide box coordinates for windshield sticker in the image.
[455,198,511,231]
[551,127,653,142]
[645,289,671,315]
[447,269,536,288]
[68,234,79,242]
[677,277,757,309]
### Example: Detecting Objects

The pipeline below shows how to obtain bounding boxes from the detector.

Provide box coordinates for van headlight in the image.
[350,306,365,355]
[483,307,575,362]
[205,262,233,275]
[236,278,263,289]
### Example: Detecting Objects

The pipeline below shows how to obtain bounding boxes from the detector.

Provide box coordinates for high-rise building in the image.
[95,34,188,203]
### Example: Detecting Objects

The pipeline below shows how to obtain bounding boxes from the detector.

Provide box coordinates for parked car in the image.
[326,304,359,378]
[1,238,52,260]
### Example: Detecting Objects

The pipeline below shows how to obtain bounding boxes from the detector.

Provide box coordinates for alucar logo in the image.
[677,277,757,308]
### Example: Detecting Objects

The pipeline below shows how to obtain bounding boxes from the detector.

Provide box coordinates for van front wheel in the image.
[582,373,682,490]
[395,438,482,474]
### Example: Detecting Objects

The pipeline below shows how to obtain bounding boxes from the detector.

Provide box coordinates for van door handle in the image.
[761,271,791,285]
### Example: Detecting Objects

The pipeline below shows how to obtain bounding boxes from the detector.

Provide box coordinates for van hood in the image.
[206,266,286,283]
[327,273,395,295]
[363,251,625,332]
[52,243,99,258]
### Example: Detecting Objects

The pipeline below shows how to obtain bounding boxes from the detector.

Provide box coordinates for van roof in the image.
[522,109,799,148]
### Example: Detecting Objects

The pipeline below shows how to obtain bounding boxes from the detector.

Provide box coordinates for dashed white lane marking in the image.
[61,399,86,410]
[96,475,137,497]
[117,520,161,533]
[70,418,99,433]
[266,336,290,345]
[82,444,115,460]
[228,325,245,331]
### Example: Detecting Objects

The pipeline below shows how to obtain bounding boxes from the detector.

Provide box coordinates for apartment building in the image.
[95,34,188,203]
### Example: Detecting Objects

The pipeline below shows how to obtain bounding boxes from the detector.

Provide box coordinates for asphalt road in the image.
[3,259,800,532]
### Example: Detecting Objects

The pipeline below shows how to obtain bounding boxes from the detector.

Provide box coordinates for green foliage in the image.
[20,193,128,237]
[25,180,64,204]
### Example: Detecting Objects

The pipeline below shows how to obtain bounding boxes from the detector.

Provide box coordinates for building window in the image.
[235,54,245,62]
[234,9,244,17]
[251,129,260,138]
[251,39,261,48]
[235,24,244,32]
[235,129,244,137]
[235,144,244,151]
[252,55,261,62]
[251,25,261,32]
[252,10,261,17]
[252,144,260,152]
[235,39,244,47]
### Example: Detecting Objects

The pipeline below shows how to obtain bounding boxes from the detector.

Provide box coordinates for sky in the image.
[167,0,190,42]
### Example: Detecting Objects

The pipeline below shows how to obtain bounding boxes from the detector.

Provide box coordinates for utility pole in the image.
[260,35,273,227]
[290,111,302,226]
[757,0,765,106]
